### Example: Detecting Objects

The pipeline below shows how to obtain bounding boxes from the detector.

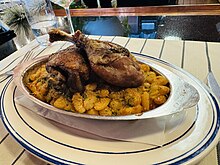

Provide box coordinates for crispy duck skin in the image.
[49,29,73,43]
[46,45,90,92]
[48,29,145,87]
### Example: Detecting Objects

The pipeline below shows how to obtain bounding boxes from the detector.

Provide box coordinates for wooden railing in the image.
[54,4,220,17]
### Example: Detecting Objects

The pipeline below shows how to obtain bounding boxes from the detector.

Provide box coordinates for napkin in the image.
[15,95,167,146]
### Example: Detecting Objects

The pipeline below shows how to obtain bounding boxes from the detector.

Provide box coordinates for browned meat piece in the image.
[49,29,73,43]
[46,45,90,92]
[48,29,145,87]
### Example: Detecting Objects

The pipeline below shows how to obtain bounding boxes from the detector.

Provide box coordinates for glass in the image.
[50,0,75,34]
[21,0,58,46]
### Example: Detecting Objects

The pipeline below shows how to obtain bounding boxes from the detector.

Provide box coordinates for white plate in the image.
[1,53,220,164]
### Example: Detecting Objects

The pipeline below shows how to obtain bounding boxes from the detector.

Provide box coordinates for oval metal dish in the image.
[13,54,200,120]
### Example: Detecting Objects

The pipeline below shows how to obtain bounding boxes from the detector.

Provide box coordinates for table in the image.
[0,36,219,164]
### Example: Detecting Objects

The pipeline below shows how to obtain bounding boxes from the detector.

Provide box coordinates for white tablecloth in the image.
[0,36,219,164]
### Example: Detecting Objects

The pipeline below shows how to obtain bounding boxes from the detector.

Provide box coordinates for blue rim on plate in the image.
[1,53,220,165]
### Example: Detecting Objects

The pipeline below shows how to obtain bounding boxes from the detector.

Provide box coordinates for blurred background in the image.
[0,0,220,60]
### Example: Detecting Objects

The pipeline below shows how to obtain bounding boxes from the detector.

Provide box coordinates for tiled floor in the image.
[130,15,220,42]
[157,16,220,42]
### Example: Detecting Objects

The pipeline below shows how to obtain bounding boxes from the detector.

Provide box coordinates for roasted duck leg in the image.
[49,29,144,87]
[46,45,90,92]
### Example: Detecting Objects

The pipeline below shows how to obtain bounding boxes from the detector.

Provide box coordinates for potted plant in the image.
[2,3,34,48]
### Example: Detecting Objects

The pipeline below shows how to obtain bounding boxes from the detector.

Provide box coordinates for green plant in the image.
[121,17,131,37]
[2,4,31,37]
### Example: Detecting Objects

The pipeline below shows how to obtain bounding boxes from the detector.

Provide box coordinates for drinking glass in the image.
[50,0,75,34]
[21,0,58,46]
